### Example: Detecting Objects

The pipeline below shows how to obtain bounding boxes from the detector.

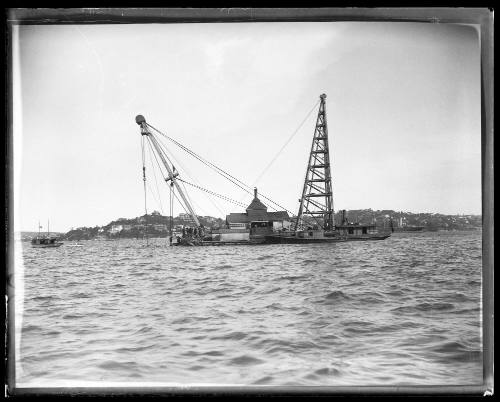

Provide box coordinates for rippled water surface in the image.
[15,231,482,386]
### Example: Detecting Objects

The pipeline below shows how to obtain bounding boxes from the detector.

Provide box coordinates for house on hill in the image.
[110,224,123,234]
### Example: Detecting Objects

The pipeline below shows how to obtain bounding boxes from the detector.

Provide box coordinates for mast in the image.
[135,115,201,227]
[295,94,334,232]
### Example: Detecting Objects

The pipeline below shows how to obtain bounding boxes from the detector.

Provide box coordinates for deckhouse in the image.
[225,188,291,241]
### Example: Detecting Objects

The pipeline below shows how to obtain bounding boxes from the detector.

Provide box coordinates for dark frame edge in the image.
[479,7,494,398]
[5,6,494,397]
[5,7,497,26]
[5,9,17,397]
[8,385,489,396]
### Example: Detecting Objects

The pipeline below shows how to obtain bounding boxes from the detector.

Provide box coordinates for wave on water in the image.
[229,355,265,366]
[18,231,483,386]
[62,314,86,320]
[255,255,273,261]
[132,326,154,335]
[280,274,310,281]
[321,290,350,303]
[391,302,456,314]
[114,344,156,353]
[215,264,233,269]
[429,341,482,363]
[313,367,341,376]
[258,286,282,295]
[209,331,247,341]
[22,324,42,333]
[97,360,143,372]
[252,375,275,385]
[70,292,92,298]
[30,295,55,302]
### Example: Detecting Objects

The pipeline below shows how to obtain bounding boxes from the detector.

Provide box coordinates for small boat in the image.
[31,220,63,248]
[31,236,64,248]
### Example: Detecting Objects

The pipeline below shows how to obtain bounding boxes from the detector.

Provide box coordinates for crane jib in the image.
[136,117,200,228]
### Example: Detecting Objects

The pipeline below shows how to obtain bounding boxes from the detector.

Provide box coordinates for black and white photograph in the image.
[6,8,493,395]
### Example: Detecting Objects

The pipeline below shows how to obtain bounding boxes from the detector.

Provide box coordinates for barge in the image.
[135,93,391,246]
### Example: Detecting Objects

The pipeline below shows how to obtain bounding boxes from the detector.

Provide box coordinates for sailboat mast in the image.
[135,115,201,227]
[295,94,334,232]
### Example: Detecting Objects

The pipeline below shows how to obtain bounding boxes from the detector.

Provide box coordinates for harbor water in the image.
[15,230,483,387]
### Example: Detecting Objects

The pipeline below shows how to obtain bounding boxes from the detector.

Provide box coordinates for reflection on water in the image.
[16,231,482,386]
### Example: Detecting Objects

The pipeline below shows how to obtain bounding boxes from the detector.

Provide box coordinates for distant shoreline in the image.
[15,210,482,242]
[14,227,482,243]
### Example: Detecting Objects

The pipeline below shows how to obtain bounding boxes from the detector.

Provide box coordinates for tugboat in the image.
[265,94,391,244]
[31,221,63,248]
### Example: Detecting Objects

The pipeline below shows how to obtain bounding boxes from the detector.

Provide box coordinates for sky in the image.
[12,22,481,232]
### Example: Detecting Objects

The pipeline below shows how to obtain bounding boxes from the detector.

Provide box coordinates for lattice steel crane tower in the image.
[295,93,334,232]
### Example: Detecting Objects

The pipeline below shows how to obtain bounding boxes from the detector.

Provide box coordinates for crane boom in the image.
[136,115,201,227]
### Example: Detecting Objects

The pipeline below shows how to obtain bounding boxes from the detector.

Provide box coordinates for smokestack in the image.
[254,187,258,198]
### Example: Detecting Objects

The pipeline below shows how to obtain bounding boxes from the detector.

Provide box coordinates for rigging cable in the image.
[152,132,230,217]
[140,136,149,246]
[178,174,199,218]
[251,99,320,188]
[146,123,294,215]
[144,136,192,219]
[145,181,163,214]
[146,132,200,218]
[169,181,174,245]
[154,126,283,212]
[145,138,165,214]
[177,179,248,209]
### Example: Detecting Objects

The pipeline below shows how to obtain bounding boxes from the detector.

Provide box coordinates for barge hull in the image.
[264,234,391,244]
[173,240,265,246]
[31,243,63,248]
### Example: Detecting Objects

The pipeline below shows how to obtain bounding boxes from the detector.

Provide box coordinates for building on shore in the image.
[109,224,123,234]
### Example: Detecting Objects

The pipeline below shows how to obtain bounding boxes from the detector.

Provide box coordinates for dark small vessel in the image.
[31,236,64,248]
[31,221,63,248]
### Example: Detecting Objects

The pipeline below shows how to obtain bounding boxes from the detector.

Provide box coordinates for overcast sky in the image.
[12,22,481,232]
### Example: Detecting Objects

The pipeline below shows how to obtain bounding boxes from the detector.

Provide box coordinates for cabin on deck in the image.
[335,223,378,236]
[217,188,290,242]
[334,210,378,236]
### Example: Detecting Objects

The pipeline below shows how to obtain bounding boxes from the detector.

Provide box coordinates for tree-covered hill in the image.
[60,209,481,241]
